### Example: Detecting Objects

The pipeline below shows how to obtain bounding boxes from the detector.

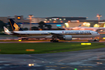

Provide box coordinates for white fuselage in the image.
[13,30,100,38]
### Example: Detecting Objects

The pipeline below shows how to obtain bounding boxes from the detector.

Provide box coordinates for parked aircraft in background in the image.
[4,19,100,42]
[65,23,105,32]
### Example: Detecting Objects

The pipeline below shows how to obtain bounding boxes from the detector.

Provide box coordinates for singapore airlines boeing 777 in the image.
[4,19,100,42]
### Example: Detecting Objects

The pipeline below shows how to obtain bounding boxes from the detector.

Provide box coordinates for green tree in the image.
[38,21,52,30]
[38,21,46,30]
[45,24,52,30]
[31,26,39,30]
[0,20,7,31]
[7,22,12,31]
[23,28,28,30]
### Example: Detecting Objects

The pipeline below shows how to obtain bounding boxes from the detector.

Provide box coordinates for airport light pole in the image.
[96,14,102,22]
[29,15,33,30]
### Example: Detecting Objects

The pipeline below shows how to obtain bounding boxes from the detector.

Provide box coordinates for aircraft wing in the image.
[49,32,62,35]
[49,32,63,38]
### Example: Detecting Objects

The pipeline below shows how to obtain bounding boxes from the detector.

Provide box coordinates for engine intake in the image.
[62,35,72,40]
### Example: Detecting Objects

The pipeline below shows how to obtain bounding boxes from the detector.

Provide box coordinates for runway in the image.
[0,48,105,69]
[0,39,105,43]
[0,40,96,43]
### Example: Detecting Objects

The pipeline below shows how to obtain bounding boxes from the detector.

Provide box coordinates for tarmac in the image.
[0,34,105,69]
[0,48,105,70]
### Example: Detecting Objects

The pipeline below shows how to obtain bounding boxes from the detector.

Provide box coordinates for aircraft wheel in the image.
[88,39,99,42]
[94,39,97,41]
[54,40,59,42]
[50,40,59,42]
[50,40,53,42]
[94,39,99,42]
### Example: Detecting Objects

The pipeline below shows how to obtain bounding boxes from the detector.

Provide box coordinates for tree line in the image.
[0,20,7,31]
[30,21,52,30]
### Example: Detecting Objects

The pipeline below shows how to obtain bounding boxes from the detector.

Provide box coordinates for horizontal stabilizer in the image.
[3,26,12,35]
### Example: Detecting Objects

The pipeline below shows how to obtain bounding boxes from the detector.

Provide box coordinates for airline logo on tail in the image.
[9,19,21,31]
[13,23,20,31]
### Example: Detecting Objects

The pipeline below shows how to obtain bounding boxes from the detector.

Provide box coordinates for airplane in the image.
[65,23,105,32]
[65,24,82,30]
[3,19,100,42]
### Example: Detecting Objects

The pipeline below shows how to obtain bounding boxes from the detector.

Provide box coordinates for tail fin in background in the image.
[9,19,23,31]
[99,23,105,27]
[78,24,82,27]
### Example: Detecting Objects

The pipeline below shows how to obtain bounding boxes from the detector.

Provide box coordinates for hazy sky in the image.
[0,0,105,20]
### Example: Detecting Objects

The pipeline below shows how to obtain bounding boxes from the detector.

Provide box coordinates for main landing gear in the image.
[50,40,59,42]
[50,36,59,42]
[88,37,99,42]
[88,39,99,42]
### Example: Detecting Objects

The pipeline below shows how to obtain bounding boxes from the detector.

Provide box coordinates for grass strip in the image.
[0,43,104,54]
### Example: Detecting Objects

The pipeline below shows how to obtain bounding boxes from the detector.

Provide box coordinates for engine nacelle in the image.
[63,35,72,40]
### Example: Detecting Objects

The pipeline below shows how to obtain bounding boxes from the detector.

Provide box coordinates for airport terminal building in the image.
[0,15,105,29]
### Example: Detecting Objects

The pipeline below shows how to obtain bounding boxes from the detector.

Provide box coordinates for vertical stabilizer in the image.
[99,23,105,27]
[78,24,82,27]
[9,19,23,31]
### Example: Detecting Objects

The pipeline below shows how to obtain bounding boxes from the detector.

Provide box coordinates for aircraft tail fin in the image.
[9,19,23,31]
[78,24,82,27]
[99,23,105,27]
